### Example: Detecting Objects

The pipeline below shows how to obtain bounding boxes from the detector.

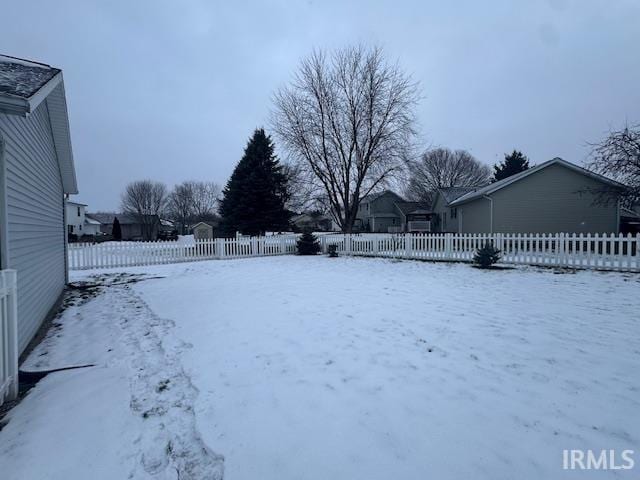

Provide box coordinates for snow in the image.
[1,257,639,479]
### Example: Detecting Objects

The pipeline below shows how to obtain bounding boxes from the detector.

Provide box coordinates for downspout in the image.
[484,195,494,234]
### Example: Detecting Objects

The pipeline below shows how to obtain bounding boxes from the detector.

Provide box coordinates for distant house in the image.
[431,158,624,234]
[0,55,77,354]
[66,200,101,238]
[355,190,432,233]
[291,212,333,232]
[192,221,216,240]
[87,213,161,241]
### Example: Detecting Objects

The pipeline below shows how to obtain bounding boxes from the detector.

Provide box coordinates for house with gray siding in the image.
[356,190,432,232]
[0,55,77,354]
[87,212,162,241]
[432,158,622,234]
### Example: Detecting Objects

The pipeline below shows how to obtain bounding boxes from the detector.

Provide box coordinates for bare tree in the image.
[587,124,640,206]
[272,46,419,232]
[121,180,167,240]
[404,148,491,203]
[167,182,195,234]
[167,181,221,233]
[191,181,220,220]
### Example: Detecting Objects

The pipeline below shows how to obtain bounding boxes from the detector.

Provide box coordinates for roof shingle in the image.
[0,55,60,99]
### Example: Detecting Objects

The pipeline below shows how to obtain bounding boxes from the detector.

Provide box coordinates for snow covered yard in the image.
[1,256,639,479]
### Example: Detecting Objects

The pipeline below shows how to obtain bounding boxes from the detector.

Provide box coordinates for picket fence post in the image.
[216,238,224,259]
[445,233,452,261]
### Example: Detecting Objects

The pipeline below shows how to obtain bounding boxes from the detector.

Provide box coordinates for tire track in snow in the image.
[110,283,224,479]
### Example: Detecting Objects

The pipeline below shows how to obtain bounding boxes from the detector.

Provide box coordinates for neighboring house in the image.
[192,221,215,240]
[0,55,77,354]
[620,205,640,234]
[65,200,100,237]
[431,187,477,233]
[356,190,432,233]
[291,212,333,232]
[87,213,161,240]
[432,158,623,234]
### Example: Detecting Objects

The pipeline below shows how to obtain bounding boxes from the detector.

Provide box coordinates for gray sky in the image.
[1,0,638,211]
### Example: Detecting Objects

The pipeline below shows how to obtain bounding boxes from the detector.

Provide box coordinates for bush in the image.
[327,244,339,257]
[297,231,321,255]
[473,242,501,268]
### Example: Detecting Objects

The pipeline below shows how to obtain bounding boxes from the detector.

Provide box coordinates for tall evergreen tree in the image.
[112,216,122,241]
[493,150,530,182]
[219,129,290,236]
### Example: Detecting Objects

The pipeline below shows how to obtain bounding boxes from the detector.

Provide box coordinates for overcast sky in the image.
[1,0,638,211]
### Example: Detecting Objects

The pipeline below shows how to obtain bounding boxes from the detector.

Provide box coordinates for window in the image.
[68,225,73,234]
[450,208,457,219]
[77,206,81,216]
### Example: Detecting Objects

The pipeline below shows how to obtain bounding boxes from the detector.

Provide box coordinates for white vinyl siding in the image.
[0,101,66,354]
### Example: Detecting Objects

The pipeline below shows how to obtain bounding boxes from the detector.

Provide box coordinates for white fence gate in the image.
[319,232,640,272]
[0,269,18,406]
[69,235,300,270]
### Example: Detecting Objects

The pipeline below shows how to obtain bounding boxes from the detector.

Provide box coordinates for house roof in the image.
[87,213,160,225]
[394,201,431,216]
[0,55,60,99]
[0,55,77,194]
[437,187,477,205]
[449,158,624,206]
[361,189,404,203]
[66,200,87,207]
[84,217,100,225]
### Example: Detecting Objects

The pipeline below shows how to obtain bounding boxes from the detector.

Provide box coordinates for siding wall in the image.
[459,198,491,233]
[490,164,618,234]
[0,102,66,354]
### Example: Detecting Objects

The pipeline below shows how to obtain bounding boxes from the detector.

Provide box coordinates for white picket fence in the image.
[69,232,640,272]
[0,270,19,406]
[319,232,640,272]
[68,235,300,270]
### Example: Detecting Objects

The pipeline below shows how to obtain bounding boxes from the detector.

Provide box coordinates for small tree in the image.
[473,242,501,268]
[493,150,529,182]
[112,217,122,241]
[296,231,320,255]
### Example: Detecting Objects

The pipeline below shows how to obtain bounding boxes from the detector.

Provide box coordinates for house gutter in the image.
[484,195,494,234]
